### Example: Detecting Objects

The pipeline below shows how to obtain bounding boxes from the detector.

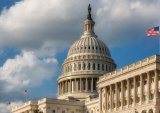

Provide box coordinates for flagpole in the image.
[10,102,11,113]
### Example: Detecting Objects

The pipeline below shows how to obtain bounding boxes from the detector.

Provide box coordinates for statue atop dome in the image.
[88,4,91,13]
[87,4,92,20]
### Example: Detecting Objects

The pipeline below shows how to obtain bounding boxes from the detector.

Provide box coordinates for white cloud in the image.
[0,51,58,93]
[0,0,160,53]
[0,101,23,113]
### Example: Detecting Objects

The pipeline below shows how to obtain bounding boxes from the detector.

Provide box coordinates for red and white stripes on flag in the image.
[145,26,159,37]
[24,90,27,95]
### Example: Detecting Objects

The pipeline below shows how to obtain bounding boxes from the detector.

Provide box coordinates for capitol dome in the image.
[57,4,117,100]
[68,37,111,58]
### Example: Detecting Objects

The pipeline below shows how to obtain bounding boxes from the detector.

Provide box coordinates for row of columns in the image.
[99,70,159,112]
[58,77,99,96]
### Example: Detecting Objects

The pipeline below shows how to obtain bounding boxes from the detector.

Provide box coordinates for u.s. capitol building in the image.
[12,5,160,113]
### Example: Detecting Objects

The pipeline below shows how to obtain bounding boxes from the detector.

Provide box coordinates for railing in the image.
[12,101,37,111]
[99,54,159,82]
[38,98,84,105]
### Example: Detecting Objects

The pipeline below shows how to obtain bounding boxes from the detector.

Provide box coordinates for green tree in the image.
[34,109,43,113]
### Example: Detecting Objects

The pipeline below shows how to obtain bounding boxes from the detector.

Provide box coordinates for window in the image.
[93,63,95,70]
[88,46,90,49]
[83,81,85,90]
[52,110,55,113]
[106,65,108,71]
[78,81,80,90]
[144,95,147,101]
[105,49,106,51]
[79,63,81,70]
[96,47,98,49]
[88,81,91,90]
[98,64,100,70]
[144,81,147,85]
[109,66,110,72]
[102,48,104,51]
[137,97,140,103]
[78,47,79,50]
[92,46,94,49]
[151,94,154,100]
[102,64,104,71]
[81,47,83,49]
[93,81,96,90]
[138,83,140,87]
[85,46,86,49]
[131,99,133,104]
[88,63,90,70]
[83,63,86,70]
[99,47,101,50]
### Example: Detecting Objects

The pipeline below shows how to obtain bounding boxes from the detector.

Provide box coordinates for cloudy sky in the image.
[0,0,160,112]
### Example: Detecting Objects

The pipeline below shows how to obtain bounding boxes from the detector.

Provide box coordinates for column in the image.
[58,83,59,95]
[99,88,102,113]
[97,78,99,91]
[115,83,118,109]
[133,77,136,106]
[86,78,88,92]
[110,85,112,110]
[140,74,143,104]
[60,83,61,95]
[75,78,77,92]
[121,81,124,108]
[70,79,72,93]
[155,70,158,99]
[127,79,130,107]
[147,72,150,103]
[65,81,67,93]
[62,81,64,94]
[91,78,93,92]
[80,78,82,92]
[104,87,107,111]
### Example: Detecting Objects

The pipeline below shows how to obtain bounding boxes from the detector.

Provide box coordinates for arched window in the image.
[98,64,100,70]
[88,63,90,70]
[92,46,94,49]
[93,63,95,70]
[79,63,81,70]
[102,64,104,71]
[106,65,108,71]
[93,81,96,90]
[83,81,85,90]
[88,46,90,49]
[83,63,86,70]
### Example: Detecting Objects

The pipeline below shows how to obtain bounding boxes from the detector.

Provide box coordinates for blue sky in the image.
[0,0,160,112]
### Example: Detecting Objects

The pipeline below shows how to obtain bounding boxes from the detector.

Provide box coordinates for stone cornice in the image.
[98,54,160,85]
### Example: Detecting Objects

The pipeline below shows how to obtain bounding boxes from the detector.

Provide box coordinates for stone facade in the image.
[11,5,158,113]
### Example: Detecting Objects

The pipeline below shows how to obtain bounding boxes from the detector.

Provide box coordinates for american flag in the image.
[24,90,27,95]
[7,102,10,106]
[145,26,159,37]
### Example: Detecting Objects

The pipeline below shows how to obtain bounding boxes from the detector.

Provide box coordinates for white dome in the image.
[68,37,111,58]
